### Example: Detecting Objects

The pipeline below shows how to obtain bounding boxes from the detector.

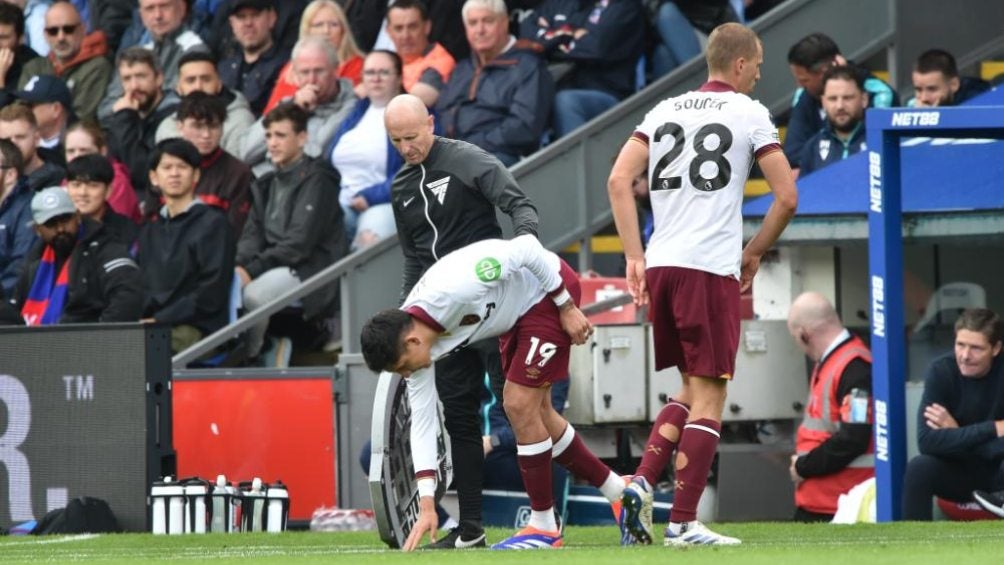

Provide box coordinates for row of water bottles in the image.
[149,475,289,535]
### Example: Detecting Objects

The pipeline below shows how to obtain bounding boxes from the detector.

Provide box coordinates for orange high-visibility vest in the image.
[402,43,456,92]
[795,335,875,515]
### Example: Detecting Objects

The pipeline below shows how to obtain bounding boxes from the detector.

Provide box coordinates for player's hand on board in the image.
[401,497,438,551]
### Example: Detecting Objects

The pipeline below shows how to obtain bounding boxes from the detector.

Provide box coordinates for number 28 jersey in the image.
[633,81,781,279]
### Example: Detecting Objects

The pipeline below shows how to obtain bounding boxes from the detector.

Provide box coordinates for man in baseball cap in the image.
[10,186,143,325]
[17,74,76,152]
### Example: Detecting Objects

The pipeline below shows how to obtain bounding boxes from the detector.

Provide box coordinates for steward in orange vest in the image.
[794,332,875,519]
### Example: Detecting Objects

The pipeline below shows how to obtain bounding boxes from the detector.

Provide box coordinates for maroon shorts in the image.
[500,259,580,387]
[646,266,740,379]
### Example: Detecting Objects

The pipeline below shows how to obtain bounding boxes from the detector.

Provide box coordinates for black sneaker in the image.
[973,490,1004,518]
[422,527,487,549]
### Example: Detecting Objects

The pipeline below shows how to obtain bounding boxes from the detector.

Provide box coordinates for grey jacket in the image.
[236,156,347,319]
[239,78,357,177]
[155,87,255,157]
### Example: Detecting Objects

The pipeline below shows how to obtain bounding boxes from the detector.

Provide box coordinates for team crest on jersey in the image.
[818,139,831,161]
[475,258,502,282]
[459,314,481,326]
[426,176,450,204]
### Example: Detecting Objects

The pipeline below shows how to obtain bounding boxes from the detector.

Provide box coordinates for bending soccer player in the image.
[608,22,798,546]
[361,235,633,550]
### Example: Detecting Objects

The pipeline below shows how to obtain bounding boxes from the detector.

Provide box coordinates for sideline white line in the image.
[1,534,100,546]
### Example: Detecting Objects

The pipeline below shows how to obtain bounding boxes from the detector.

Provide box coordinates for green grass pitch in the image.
[2,522,1002,564]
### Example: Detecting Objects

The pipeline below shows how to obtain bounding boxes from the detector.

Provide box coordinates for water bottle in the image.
[183,479,209,534]
[210,475,232,533]
[150,476,174,534]
[265,482,289,533]
[241,478,267,532]
[227,481,242,532]
[849,388,870,424]
[167,484,185,535]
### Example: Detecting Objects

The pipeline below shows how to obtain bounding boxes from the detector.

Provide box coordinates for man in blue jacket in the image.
[797,66,867,177]
[436,0,553,167]
[520,0,644,138]
[784,32,897,174]
[0,138,35,297]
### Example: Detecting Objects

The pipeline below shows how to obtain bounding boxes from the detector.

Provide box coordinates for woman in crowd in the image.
[64,121,142,223]
[326,50,403,251]
[262,0,365,115]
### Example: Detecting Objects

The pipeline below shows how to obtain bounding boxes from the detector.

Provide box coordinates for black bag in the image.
[31,497,122,535]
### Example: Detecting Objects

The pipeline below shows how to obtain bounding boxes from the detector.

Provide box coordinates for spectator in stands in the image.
[218,0,289,116]
[137,138,235,354]
[0,138,34,296]
[16,74,74,154]
[103,47,180,213]
[82,0,133,54]
[17,2,111,122]
[385,0,455,108]
[437,0,554,167]
[157,50,255,158]
[64,121,141,223]
[236,103,346,361]
[11,185,142,324]
[262,0,363,116]
[176,92,252,238]
[910,49,991,108]
[5,0,50,56]
[902,308,1004,520]
[784,32,897,174]
[0,102,64,192]
[786,291,874,522]
[205,0,307,62]
[97,0,206,121]
[0,3,41,91]
[241,36,356,177]
[65,153,137,247]
[797,66,868,178]
[344,0,468,62]
[327,50,403,252]
[521,0,644,138]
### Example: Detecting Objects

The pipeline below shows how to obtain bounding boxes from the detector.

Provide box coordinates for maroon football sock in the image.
[518,440,555,511]
[552,424,611,488]
[669,418,721,523]
[637,399,690,486]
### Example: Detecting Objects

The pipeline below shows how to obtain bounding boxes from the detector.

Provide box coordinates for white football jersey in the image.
[401,234,564,477]
[635,82,780,278]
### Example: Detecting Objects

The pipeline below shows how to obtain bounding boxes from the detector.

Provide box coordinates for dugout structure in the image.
[867,105,1004,521]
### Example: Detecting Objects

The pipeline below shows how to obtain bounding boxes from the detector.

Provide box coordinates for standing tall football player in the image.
[607,22,797,546]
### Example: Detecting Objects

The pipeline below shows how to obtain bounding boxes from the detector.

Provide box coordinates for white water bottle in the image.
[150,477,172,534]
[265,482,289,533]
[184,480,209,534]
[211,475,231,533]
[167,485,185,535]
[242,478,266,532]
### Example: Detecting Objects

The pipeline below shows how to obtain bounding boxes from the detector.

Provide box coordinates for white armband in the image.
[416,477,436,499]
[550,287,572,308]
